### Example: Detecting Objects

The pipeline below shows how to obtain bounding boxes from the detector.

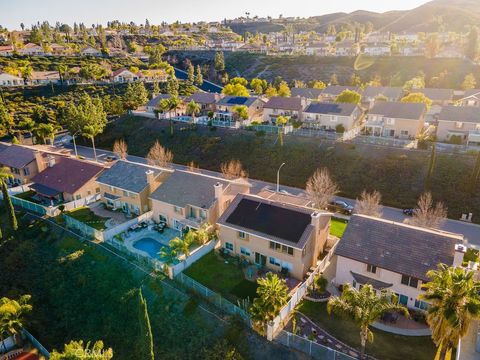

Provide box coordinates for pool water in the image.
[133,238,167,258]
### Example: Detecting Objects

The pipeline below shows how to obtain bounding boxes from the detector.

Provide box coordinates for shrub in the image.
[255,130,266,137]
[315,275,328,293]
[448,135,463,145]
[335,124,345,133]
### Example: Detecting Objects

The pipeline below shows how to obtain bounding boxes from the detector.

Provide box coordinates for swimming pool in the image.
[133,238,168,258]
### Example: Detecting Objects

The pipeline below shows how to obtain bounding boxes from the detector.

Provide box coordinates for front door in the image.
[255,252,267,266]
[122,202,130,214]
[398,294,408,306]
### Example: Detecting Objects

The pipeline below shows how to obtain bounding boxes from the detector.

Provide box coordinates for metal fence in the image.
[248,124,293,134]
[175,272,251,325]
[63,213,104,240]
[276,330,357,360]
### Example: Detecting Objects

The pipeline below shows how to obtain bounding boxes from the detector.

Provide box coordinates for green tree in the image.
[186,62,195,86]
[336,90,361,104]
[462,73,477,90]
[265,85,277,97]
[421,264,480,359]
[148,44,166,65]
[232,105,248,121]
[309,80,327,89]
[168,233,194,258]
[159,97,182,136]
[250,273,289,332]
[0,295,32,350]
[404,73,426,91]
[330,73,339,85]
[79,63,108,82]
[34,123,58,145]
[194,65,203,87]
[186,100,201,121]
[328,284,408,356]
[250,78,267,95]
[214,51,225,72]
[229,77,248,87]
[275,115,288,146]
[166,76,179,97]
[0,167,18,231]
[277,81,291,97]
[222,83,249,97]
[137,289,154,360]
[124,81,149,111]
[466,26,479,61]
[401,92,432,110]
[50,340,113,360]
[0,99,14,138]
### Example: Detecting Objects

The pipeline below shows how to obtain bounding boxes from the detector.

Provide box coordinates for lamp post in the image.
[276,162,285,193]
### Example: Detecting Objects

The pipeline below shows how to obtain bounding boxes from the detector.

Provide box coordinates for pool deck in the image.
[123,227,181,259]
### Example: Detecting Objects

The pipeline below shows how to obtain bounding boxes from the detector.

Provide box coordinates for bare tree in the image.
[408,192,447,229]
[146,140,173,168]
[355,190,383,217]
[221,159,248,180]
[187,161,200,173]
[306,168,338,209]
[112,139,128,160]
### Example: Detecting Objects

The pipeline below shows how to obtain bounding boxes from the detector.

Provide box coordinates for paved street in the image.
[68,144,480,246]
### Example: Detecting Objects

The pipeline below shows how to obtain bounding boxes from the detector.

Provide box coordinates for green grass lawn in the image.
[65,207,108,230]
[14,190,42,203]
[297,300,436,360]
[184,251,258,302]
[330,218,348,238]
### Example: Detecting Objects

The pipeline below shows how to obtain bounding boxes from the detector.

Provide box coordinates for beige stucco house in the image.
[436,106,480,145]
[149,170,251,231]
[215,96,265,123]
[0,144,44,186]
[333,215,465,310]
[302,102,362,131]
[217,194,332,280]
[263,96,305,123]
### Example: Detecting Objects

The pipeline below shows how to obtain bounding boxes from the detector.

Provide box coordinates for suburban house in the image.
[0,71,24,86]
[291,87,324,100]
[436,106,480,145]
[215,96,265,123]
[145,94,186,116]
[111,68,140,83]
[362,86,403,108]
[320,86,360,102]
[362,43,391,56]
[364,101,426,139]
[80,47,102,57]
[302,102,362,131]
[50,43,68,56]
[29,71,61,85]
[217,193,332,280]
[415,88,454,106]
[333,215,465,310]
[96,160,170,216]
[0,145,43,186]
[0,45,15,56]
[458,89,480,107]
[29,157,104,204]
[305,43,332,56]
[150,170,251,231]
[19,43,45,56]
[335,40,359,56]
[185,92,222,115]
[263,96,305,123]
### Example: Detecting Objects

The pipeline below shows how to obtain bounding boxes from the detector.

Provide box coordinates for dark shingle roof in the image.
[216,96,259,107]
[438,106,480,124]
[291,88,323,99]
[96,160,162,193]
[416,88,454,102]
[0,144,36,169]
[150,170,228,208]
[463,89,480,98]
[362,86,403,100]
[322,85,360,97]
[31,157,104,194]
[369,101,426,120]
[218,194,315,249]
[304,102,358,116]
[335,215,462,282]
[264,96,303,111]
[185,92,220,105]
[350,272,393,290]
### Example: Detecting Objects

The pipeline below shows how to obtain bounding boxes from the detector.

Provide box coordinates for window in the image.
[401,275,419,288]
[240,247,250,256]
[75,195,81,200]
[225,242,233,251]
[414,299,429,311]
[269,257,281,266]
[455,121,464,129]
[23,167,30,176]
[96,187,100,193]
[400,130,409,136]
[367,264,377,274]
[123,190,129,197]
[238,231,246,239]
[159,215,167,223]
[386,118,395,125]
[200,210,207,219]
[174,206,182,214]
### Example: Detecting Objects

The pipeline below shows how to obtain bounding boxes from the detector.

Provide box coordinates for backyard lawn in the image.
[65,207,108,230]
[297,300,436,360]
[330,218,348,238]
[184,251,259,302]
[14,190,42,203]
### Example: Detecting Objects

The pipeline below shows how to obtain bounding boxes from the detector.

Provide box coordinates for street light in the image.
[276,162,286,193]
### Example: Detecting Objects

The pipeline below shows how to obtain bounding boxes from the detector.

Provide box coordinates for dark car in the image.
[403,208,417,216]
[104,155,118,162]
[330,200,354,215]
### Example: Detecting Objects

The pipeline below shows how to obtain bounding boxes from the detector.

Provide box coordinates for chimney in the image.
[47,155,56,168]
[35,151,46,172]
[214,182,223,201]
[146,170,155,191]
[453,244,467,267]
[311,211,321,231]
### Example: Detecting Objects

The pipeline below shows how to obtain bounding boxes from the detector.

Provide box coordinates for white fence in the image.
[102,211,153,241]
[62,193,101,212]
[169,240,217,277]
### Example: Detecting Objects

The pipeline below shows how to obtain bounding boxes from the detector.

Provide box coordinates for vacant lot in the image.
[95,115,480,223]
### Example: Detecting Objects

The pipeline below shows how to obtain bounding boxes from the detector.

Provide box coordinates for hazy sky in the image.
[1,0,429,30]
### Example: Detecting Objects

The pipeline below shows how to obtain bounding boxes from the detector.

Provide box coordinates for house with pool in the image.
[217,193,332,280]
[149,170,251,231]
[96,160,171,216]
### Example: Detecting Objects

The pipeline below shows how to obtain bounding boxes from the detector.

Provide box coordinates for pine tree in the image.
[1,181,17,231]
[138,288,154,360]
[194,65,203,87]
[214,51,225,72]
[186,63,194,86]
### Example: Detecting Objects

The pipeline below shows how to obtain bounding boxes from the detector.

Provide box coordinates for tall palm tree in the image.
[421,264,480,359]
[250,272,289,332]
[169,232,195,258]
[0,295,32,351]
[0,167,17,231]
[159,97,182,136]
[327,284,409,357]
[186,100,201,123]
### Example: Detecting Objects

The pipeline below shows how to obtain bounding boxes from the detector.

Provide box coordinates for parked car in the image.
[403,208,418,216]
[329,200,354,215]
[104,155,118,162]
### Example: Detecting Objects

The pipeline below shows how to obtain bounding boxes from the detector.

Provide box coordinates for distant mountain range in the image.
[229,0,480,34]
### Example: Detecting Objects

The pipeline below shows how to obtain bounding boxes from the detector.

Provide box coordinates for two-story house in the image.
[263,96,305,123]
[361,86,403,108]
[217,194,332,280]
[96,160,170,216]
[215,96,265,123]
[334,215,465,310]
[436,106,480,145]
[364,102,426,139]
[415,88,454,106]
[0,145,44,186]
[303,102,362,131]
[185,92,222,115]
[150,170,251,231]
[29,156,104,204]
[458,89,480,107]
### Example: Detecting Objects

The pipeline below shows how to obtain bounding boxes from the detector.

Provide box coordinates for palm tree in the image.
[0,295,32,351]
[0,167,17,231]
[159,97,182,136]
[275,115,288,146]
[186,100,201,123]
[34,123,59,145]
[327,284,409,357]
[421,264,480,359]
[250,272,289,333]
[169,232,195,258]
